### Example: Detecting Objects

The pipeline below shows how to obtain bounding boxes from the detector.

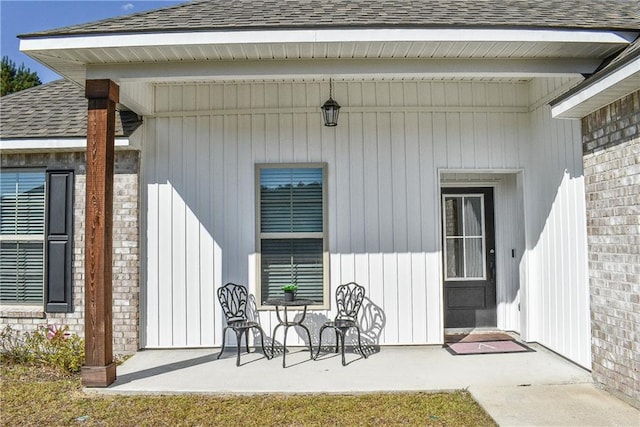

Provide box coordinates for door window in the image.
[442,194,486,280]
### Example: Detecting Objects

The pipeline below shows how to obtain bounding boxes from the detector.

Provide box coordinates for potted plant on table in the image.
[281,284,298,301]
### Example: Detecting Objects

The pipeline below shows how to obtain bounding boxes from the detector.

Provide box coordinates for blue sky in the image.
[1,0,185,83]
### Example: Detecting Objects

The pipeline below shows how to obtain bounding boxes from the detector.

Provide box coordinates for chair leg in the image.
[235,330,244,367]
[245,329,250,353]
[315,325,327,360]
[282,326,290,368]
[356,327,367,359]
[271,323,282,357]
[334,330,340,353]
[300,324,313,359]
[217,327,228,359]
[339,330,346,366]
[257,326,270,359]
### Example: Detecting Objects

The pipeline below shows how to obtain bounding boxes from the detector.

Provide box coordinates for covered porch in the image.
[17,1,638,388]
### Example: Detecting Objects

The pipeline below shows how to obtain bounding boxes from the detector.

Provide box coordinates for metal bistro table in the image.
[263,298,316,367]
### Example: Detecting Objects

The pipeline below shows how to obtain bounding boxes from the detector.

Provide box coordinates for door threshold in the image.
[444,328,517,343]
[445,327,503,334]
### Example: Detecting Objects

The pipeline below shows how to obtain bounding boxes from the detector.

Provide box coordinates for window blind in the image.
[0,172,45,236]
[260,168,323,233]
[0,242,44,303]
[261,238,323,301]
[0,171,45,304]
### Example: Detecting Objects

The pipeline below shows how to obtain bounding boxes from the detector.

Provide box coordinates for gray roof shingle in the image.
[600,35,640,70]
[21,0,640,38]
[0,79,141,139]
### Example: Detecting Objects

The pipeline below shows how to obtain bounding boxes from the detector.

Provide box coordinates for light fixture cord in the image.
[329,78,333,99]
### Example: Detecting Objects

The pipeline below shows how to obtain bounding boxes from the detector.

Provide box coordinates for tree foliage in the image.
[1,56,41,96]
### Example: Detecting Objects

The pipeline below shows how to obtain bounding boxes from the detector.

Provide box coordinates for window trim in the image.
[255,163,329,310]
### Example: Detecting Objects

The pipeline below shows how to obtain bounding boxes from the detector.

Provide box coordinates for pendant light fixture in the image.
[321,78,341,127]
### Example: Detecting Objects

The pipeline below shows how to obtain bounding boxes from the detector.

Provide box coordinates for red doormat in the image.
[445,340,535,355]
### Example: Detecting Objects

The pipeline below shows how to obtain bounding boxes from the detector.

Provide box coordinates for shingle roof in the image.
[0,79,141,139]
[600,35,640,70]
[21,0,640,38]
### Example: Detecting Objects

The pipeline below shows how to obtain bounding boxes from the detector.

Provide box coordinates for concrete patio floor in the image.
[97,344,640,426]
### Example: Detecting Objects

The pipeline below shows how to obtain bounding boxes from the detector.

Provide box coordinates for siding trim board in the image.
[0,138,131,151]
[141,79,590,369]
[22,28,633,52]
[153,106,531,117]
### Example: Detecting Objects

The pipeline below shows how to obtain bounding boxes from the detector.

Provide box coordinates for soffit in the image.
[25,38,629,64]
[551,40,640,119]
[559,74,640,118]
[23,30,635,87]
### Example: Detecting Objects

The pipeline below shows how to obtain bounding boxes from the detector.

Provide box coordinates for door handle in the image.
[488,249,495,282]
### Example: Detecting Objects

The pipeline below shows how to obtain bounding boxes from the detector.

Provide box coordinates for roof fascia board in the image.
[20,28,635,51]
[86,58,600,81]
[551,56,640,118]
[0,137,130,151]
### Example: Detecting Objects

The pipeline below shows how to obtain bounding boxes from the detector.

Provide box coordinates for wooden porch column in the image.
[82,79,119,387]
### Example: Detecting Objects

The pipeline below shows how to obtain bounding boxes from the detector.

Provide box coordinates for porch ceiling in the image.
[21,28,636,115]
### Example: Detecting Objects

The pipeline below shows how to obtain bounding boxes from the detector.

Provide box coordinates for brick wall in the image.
[0,150,140,355]
[582,90,640,408]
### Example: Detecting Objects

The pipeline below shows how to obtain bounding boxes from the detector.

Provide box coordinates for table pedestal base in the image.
[264,299,316,368]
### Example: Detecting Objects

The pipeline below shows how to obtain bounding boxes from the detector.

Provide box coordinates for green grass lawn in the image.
[1,364,496,426]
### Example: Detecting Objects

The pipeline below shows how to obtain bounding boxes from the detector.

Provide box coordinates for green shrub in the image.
[0,325,32,363]
[0,324,84,373]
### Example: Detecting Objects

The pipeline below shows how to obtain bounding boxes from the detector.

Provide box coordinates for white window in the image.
[0,170,45,304]
[256,164,328,305]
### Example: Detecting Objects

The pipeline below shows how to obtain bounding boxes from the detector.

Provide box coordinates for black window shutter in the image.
[45,170,74,313]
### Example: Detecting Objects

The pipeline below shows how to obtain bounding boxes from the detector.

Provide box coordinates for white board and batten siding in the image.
[141,78,590,368]
[524,78,591,368]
